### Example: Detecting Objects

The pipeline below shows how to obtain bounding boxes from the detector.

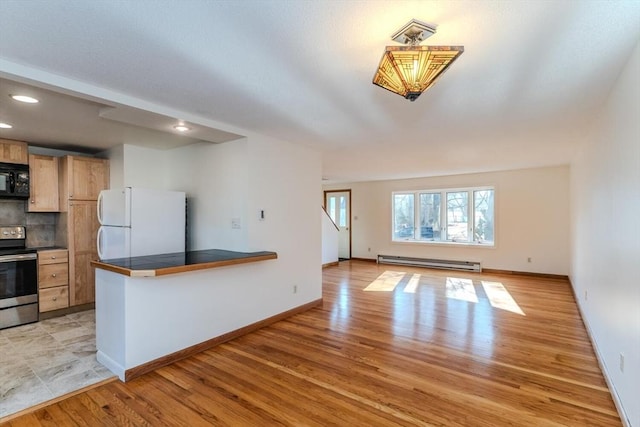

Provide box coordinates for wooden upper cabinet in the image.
[28,154,59,212]
[59,155,109,205]
[0,139,29,164]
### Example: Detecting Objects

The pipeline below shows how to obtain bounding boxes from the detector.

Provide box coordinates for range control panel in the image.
[0,226,26,240]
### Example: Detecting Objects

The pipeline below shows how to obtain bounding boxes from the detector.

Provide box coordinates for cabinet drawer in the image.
[38,249,69,265]
[39,286,69,312]
[39,263,69,288]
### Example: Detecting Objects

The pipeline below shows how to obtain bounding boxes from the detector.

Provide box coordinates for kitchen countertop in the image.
[30,246,68,251]
[90,249,278,277]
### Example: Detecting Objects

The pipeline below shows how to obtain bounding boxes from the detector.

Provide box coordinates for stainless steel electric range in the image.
[0,226,38,330]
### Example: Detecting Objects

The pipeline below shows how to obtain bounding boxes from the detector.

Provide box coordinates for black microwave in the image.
[0,162,30,198]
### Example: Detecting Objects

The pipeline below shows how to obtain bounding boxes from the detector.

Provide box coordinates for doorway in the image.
[324,190,351,260]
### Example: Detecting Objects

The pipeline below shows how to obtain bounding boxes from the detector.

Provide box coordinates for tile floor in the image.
[0,310,115,418]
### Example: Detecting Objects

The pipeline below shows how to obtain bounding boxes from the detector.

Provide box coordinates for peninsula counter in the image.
[91,249,293,382]
[91,249,278,277]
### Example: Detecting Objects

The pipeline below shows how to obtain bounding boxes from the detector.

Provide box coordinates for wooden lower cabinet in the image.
[55,155,109,307]
[68,200,100,306]
[71,252,97,305]
[38,249,69,312]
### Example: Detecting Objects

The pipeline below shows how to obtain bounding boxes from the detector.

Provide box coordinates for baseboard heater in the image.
[377,255,482,272]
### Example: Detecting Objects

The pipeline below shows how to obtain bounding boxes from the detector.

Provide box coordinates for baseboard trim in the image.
[322,261,339,268]
[124,298,323,382]
[482,268,568,281]
[570,279,630,427]
[349,257,377,263]
[39,302,95,320]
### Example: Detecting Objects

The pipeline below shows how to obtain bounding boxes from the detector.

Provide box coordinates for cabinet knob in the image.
[52,273,57,278]
[52,297,57,301]
[51,256,56,259]
[30,200,35,204]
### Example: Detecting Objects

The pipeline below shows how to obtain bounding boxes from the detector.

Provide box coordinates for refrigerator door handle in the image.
[97,226,104,260]
[97,191,104,225]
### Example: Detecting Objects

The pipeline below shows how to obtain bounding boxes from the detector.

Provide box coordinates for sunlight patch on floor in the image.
[445,277,478,303]
[364,270,406,291]
[481,281,526,315]
[403,274,421,293]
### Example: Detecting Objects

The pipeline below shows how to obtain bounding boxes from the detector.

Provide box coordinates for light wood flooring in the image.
[3,260,620,426]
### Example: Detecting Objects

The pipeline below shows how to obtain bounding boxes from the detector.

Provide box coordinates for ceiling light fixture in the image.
[173,124,191,132]
[0,122,13,129]
[10,94,39,104]
[372,19,464,102]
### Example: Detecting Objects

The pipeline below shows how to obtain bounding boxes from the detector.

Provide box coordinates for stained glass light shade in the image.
[373,45,464,101]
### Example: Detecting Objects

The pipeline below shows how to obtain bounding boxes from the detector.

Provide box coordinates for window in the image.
[392,187,495,245]
[393,193,414,239]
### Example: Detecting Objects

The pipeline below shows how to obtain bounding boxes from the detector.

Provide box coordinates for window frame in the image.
[391,186,495,247]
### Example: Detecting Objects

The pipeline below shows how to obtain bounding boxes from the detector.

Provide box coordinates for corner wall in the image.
[323,165,570,275]
[570,40,640,427]
[113,135,322,325]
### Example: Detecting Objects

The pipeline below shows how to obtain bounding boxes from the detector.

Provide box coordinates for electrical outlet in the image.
[368,247,371,252]
[293,285,297,294]
[527,257,532,263]
[620,353,624,372]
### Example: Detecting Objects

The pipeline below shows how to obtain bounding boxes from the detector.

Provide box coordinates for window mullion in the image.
[468,190,473,242]
[442,191,447,241]
[414,192,420,239]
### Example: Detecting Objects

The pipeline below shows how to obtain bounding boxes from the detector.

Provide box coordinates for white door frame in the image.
[324,189,351,259]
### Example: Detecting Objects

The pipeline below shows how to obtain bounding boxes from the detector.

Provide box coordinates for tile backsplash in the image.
[0,200,26,225]
[0,200,57,247]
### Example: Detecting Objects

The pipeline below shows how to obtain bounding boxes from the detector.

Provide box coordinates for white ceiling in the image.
[0,1,639,182]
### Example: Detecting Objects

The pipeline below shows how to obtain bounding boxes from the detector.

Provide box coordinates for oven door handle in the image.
[0,253,37,262]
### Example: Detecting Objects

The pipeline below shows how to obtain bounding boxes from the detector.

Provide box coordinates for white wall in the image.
[321,208,339,265]
[167,141,251,252]
[245,135,323,303]
[324,165,570,275]
[570,40,640,427]
[113,134,322,321]
[101,144,124,189]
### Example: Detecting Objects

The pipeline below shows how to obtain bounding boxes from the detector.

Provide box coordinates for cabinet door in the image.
[28,154,59,212]
[67,156,109,201]
[68,200,100,305]
[0,139,29,164]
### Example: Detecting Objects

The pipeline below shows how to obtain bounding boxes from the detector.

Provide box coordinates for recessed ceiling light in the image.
[173,125,191,132]
[10,94,39,103]
[0,122,13,129]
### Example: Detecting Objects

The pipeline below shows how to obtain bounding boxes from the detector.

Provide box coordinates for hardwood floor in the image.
[3,261,620,426]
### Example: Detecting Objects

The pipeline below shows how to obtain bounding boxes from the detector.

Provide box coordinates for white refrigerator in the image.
[97,187,186,260]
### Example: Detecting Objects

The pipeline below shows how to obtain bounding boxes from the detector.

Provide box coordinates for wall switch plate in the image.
[620,353,624,372]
